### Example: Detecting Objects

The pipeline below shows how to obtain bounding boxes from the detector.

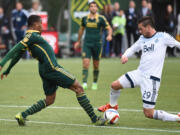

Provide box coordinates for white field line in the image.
[0,105,178,114]
[0,118,180,133]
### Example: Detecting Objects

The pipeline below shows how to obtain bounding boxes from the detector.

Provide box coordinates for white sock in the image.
[153,110,179,122]
[110,88,120,107]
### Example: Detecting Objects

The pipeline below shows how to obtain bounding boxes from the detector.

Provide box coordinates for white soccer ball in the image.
[103,109,120,124]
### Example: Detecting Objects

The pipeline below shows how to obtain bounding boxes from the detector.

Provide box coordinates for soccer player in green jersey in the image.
[0,15,107,126]
[74,1,112,90]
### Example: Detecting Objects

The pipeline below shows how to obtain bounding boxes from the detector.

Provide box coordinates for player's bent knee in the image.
[45,98,55,106]
[70,80,84,94]
[143,109,154,119]
[111,80,123,90]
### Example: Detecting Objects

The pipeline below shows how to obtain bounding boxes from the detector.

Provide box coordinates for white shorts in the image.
[118,70,160,109]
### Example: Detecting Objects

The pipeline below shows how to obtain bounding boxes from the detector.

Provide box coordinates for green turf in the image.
[0,58,180,135]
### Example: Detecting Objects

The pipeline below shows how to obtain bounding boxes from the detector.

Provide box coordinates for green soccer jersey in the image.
[20,30,58,70]
[81,14,110,42]
[0,30,58,72]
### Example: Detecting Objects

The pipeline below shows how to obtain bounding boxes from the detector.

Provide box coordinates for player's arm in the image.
[121,39,141,64]
[164,33,180,49]
[1,49,24,79]
[74,17,86,49]
[0,43,25,76]
[106,26,112,41]
[74,26,85,49]
[102,16,112,41]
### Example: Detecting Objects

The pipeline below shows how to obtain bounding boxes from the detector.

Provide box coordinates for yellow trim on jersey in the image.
[34,44,55,69]
[20,41,28,48]
[55,66,75,80]
[99,15,110,29]
[26,30,40,33]
[99,45,103,59]
[86,22,97,28]
[87,13,99,23]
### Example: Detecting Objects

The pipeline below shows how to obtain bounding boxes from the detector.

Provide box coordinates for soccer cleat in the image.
[94,116,108,126]
[15,113,26,126]
[98,103,118,112]
[82,83,88,90]
[91,83,97,90]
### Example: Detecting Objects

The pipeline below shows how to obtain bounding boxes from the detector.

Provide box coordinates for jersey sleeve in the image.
[123,38,142,57]
[101,15,110,29]
[80,17,86,28]
[163,32,180,49]
[20,32,34,48]
[0,42,25,67]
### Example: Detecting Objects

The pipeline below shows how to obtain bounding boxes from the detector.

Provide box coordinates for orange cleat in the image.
[98,103,118,112]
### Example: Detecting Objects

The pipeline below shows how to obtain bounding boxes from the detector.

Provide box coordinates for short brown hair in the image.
[89,1,97,6]
[138,16,155,28]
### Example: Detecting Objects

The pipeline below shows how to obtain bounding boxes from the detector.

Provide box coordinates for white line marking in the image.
[0,105,178,114]
[0,118,180,133]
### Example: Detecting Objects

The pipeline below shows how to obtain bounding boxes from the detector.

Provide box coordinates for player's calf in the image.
[153,110,180,122]
[45,93,56,106]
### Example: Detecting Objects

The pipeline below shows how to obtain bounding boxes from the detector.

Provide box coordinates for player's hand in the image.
[74,41,81,49]
[106,35,112,41]
[121,55,128,64]
[1,73,7,80]
[1,70,9,80]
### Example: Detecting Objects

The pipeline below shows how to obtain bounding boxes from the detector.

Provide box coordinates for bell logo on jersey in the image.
[143,44,154,53]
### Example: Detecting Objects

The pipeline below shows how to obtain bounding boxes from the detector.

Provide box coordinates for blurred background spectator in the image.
[112,10,126,57]
[29,0,42,15]
[11,2,29,59]
[125,0,138,48]
[137,0,153,19]
[112,2,120,17]
[0,6,12,57]
[164,4,176,36]
[101,4,113,57]
[164,4,177,56]
[11,2,28,43]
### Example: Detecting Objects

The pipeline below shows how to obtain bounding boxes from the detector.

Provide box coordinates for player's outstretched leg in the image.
[15,99,46,126]
[15,93,55,126]
[144,108,180,122]
[70,80,108,125]
[153,110,180,122]
[98,80,121,112]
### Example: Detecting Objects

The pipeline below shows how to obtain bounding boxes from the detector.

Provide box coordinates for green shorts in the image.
[82,41,102,60]
[39,65,76,96]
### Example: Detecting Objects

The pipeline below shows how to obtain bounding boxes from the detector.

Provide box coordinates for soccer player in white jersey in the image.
[98,16,180,122]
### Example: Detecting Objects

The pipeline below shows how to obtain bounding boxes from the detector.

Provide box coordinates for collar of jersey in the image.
[26,30,40,33]
[87,13,99,20]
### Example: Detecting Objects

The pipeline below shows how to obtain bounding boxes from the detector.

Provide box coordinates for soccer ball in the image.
[103,109,120,124]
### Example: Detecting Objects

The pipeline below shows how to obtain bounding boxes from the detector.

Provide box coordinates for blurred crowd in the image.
[0,0,42,58]
[100,0,179,57]
[0,0,179,58]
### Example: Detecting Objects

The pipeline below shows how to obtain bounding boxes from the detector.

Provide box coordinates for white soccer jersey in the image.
[123,32,180,79]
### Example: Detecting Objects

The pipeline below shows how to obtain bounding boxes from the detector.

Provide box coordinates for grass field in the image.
[0,58,180,135]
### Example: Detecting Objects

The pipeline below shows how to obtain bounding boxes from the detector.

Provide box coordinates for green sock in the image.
[93,70,99,83]
[76,93,97,123]
[22,99,46,118]
[82,69,88,83]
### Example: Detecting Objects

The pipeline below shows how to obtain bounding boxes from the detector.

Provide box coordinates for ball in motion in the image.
[103,109,120,124]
